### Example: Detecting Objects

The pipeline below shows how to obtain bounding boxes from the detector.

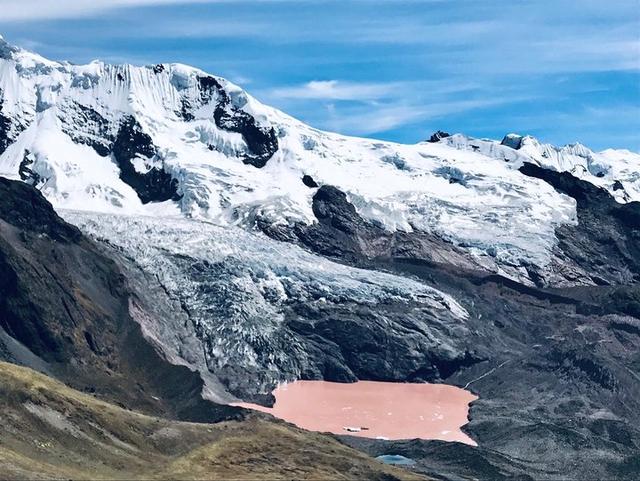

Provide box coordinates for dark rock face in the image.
[40,105,181,205]
[217,108,278,168]
[520,162,640,285]
[281,295,483,387]
[112,116,181,204]
[427,130,450,143]
[501,133,524,149]
[179,98,195,121]
[197,75,225,104]
[302,174,319,188]
[0,38,17,60]
[0,92,11,155]
[293,185,390,261]
[0,178,239,423]
[18,150,40,186]
[291,185,482,268]
[195,75,279,168]
[0,177,80,242]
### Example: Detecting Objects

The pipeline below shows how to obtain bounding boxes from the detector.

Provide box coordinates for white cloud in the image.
[325,104,430,134]
[0,0,215,22]
[270,80,401,101]
[268,79,480,102]
[261,78,519,135]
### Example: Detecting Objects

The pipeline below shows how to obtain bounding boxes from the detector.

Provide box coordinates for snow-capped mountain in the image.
[0,35,638,287]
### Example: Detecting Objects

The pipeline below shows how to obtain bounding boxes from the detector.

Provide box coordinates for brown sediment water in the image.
[231,380,478,446]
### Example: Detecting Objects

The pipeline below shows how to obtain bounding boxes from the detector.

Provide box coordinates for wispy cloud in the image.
[0,0,637,149]
[263,77,533,136]
[319,98,530,136]
[268,79,479,101]
[0,0,450,23]
[270,80,403,101]
[0,0,217,22]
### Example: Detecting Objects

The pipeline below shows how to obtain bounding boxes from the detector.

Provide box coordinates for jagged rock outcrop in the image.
[0,89,12,155]
[428,130,450,143]
[302,174,318,188]
[112,116,181,204]
[500,133,524,150]
[194,75,279,168]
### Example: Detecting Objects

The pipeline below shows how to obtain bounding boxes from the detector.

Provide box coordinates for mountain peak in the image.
[0,35,17,60]
[500,132,524,149]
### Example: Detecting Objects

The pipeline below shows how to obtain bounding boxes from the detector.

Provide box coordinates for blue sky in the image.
[0,0,638,150]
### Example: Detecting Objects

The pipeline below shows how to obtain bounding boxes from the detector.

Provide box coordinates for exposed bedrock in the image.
[196,75,278,168]
[52,107,182,205]
[59,101,114,157]
[0,93,11,155]
[17,149,40,186]
[282,296,483,386]
[112,116,182,204]
[279,168,640,292]
[302,174,319,188]
[0,87,29,156]
[282,185,482,269]
[427,130,451,143]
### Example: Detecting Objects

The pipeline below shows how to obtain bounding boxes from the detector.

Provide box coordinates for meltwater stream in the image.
[233,380,478,445]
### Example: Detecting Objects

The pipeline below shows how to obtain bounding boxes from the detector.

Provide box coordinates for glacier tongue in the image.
[65,210,471,399]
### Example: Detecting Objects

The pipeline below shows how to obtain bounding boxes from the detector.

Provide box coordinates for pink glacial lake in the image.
[232,380,478,446]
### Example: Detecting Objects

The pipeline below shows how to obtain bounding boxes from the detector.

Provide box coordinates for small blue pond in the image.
[376,454,416,466]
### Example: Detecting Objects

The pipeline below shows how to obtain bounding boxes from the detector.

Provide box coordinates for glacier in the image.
[65,210,472,401]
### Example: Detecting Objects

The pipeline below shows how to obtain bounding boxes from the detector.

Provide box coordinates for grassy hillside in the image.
[0,362,426,480]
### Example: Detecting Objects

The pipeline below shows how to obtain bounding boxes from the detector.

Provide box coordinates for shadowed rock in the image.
[196,75,279,168]
[428,130,450,143]
[112,116,182,204]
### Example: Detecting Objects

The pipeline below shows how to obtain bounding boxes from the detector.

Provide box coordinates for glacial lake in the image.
[232,380,478,445]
